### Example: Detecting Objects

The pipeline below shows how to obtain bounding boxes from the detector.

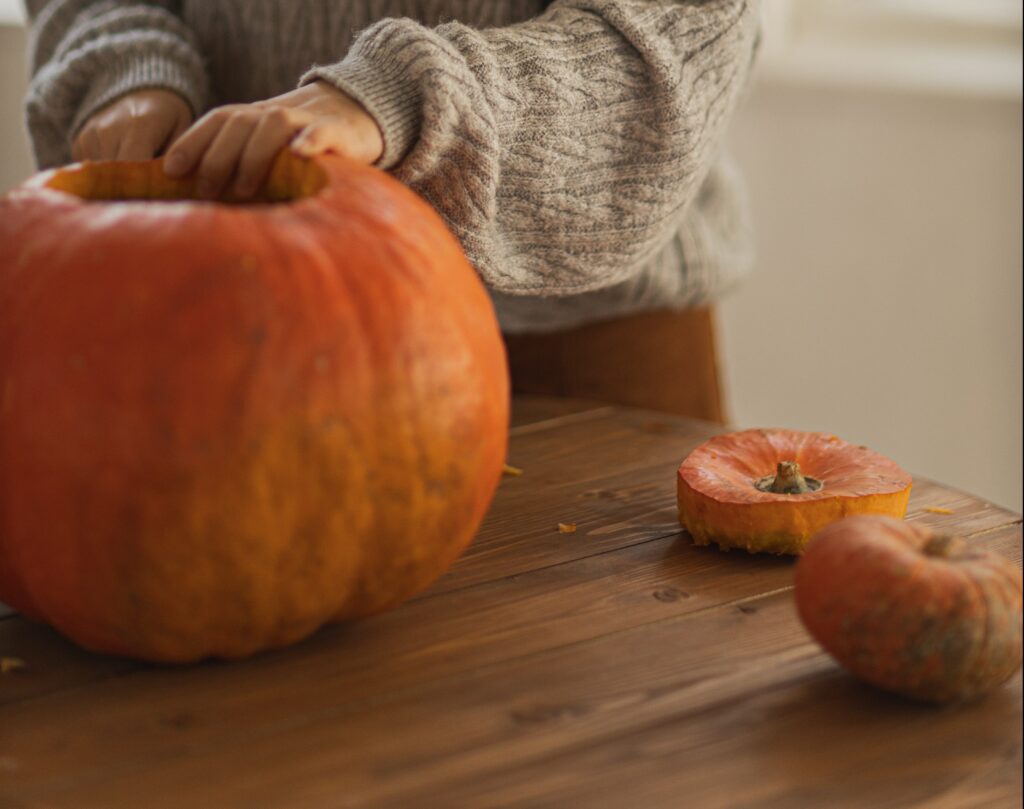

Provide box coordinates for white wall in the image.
[1,18,1021,511]
[721,80,1022,512]
[0,24,33,192]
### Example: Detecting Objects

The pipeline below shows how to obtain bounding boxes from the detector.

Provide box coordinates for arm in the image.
[25,0,208,167]
[302,0,760,295]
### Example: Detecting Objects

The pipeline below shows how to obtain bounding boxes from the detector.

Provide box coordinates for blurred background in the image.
[1,0,1021,510]
[720,0,1022,513]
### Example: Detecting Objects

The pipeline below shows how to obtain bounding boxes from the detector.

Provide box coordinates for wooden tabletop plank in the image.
[0,619,136,707]
[0,536,791,786]
[435,406,1020,596]
[2,407,1016,708]
[1,397,1020,808]
[0,589,830,806]
[0,414,1018,694]
[404,675,1022,809]
[506,394,610,429]
[14,543,1022,809]
[1,518,1018,806]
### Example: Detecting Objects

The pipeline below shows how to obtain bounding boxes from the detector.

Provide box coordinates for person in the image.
[24,0,760,422]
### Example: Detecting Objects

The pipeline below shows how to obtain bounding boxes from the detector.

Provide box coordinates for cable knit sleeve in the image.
[302,0,759,296]
[25,0,209,168]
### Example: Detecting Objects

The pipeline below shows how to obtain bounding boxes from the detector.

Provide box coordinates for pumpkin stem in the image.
[923,534,967,559]
[754,461,823,495]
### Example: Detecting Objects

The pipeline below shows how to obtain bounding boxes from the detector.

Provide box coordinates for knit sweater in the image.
[24,0,759,333]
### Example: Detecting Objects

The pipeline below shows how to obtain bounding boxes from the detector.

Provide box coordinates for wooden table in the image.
[1,396,1021,808]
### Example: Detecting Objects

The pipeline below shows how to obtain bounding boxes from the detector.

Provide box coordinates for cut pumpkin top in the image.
[678,429,912,505]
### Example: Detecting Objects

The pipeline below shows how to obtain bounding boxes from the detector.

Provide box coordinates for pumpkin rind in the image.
[794,515,1023,703]
[676,429,912,555]
[0,154,509,662]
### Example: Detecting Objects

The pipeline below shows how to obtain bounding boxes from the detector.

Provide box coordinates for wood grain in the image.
[0,397,1020,809]
[506,395,609,429]
[9,551,1021,809]
[407,670,1022,809]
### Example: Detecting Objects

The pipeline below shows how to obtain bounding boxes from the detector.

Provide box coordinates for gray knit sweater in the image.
[24,0,759,333]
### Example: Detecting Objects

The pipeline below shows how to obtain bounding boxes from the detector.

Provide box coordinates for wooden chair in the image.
[503,306,728,424]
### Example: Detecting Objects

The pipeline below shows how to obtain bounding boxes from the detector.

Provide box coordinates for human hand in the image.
[163,81,384,200]
[72,89,194,162]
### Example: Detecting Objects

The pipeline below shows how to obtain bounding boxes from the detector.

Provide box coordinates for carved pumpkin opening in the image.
[43,154,328,205]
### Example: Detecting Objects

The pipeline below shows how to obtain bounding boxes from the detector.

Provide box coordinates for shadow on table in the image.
[737,668,1022,809]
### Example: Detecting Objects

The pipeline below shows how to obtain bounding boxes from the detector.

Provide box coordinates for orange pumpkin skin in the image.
[677,429,912,555]
[795,515,1023,704]
[0,154,509,662]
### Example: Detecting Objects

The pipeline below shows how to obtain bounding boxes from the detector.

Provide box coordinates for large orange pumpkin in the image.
[0,153,509,662]
[795,515,1023,703]
[677,429,912,555]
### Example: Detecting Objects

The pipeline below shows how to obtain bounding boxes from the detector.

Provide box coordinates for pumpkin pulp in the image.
[36,154,328,205]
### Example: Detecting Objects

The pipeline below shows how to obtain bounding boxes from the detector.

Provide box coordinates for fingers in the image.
[71,126,101,162]
[193,111,261,199]
[165,115,193,155]
[72,118,122,162]
[116,118,169,161]
[161,85,384,200]
[166,106,304,199]
[233,109,301,198]
[72,89,193,163]
[163,108,233,179]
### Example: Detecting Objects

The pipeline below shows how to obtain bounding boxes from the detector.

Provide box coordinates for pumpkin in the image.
[795,515,1023,703]
[676,429,911,555]
[0,153,509,663]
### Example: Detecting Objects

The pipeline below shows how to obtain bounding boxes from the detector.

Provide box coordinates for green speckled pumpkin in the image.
[795,515,1023,703]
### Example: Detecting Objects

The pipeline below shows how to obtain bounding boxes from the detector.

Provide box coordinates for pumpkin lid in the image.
[677,428,912,505]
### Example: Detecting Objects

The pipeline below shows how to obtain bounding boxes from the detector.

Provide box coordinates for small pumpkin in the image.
[0,153,509,662]
[794,515,1023,703]
[676,429,912,555]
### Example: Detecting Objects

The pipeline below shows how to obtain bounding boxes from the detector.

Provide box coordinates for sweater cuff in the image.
[300,41,423,170]
[69,53,208,145]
